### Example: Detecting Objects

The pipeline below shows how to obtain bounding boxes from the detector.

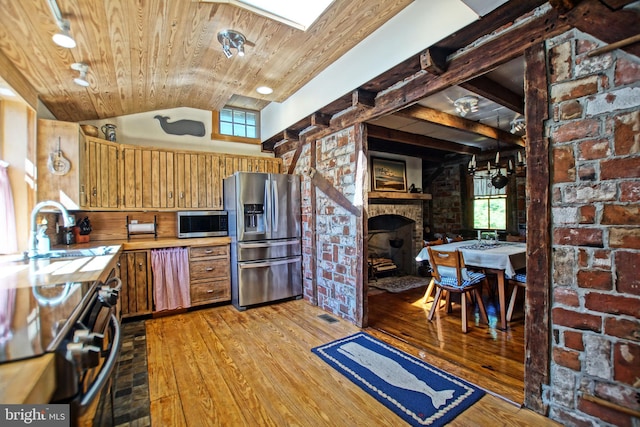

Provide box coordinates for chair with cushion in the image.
[424,247,489,333]
[507,271,526,321]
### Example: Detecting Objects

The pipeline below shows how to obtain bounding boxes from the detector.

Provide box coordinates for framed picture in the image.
[372,157,407,192]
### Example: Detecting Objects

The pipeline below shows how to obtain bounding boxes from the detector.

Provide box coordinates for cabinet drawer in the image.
[190,245,228,259]
[190,280,230,305]
[190,258,229,280]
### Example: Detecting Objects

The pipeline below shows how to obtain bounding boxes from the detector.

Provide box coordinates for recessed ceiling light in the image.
[256,86,273,95]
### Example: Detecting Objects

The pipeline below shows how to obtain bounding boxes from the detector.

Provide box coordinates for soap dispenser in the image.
[37,219,51,253]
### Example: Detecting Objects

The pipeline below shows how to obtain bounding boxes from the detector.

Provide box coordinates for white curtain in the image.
[151,247,191,311]
[0,161,18,254]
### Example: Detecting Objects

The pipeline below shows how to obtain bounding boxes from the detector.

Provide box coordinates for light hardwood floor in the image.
[368,284,526,404]
[146,299,558,426]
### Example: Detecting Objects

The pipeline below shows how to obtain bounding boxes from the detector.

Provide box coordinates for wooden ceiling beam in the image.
[550,0,640,57]
[460,75,525,115]
[394,104,525,147]
[369,138,448,162]
[420,47,451,75]
[331,5,569,130]
[367,124,481,155]
[352,89,377,108]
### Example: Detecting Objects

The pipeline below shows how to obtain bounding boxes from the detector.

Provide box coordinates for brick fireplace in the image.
[368,201,424,276]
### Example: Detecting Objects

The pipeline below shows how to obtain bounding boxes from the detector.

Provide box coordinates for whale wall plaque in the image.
[154,115,206,137]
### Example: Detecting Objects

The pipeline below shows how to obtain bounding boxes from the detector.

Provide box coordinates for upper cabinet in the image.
[122,146,175,209]
[37,119,87,209]
[85,136,120,209]
[37,119,283,211]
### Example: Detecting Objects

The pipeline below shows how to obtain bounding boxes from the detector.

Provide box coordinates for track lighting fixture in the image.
[453,96,479,117]
[510,116,526,134]
[71,63,90,87]
[217,30,246,58]
[47,0,76,48]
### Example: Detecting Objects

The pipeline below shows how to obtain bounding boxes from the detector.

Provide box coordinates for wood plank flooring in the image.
[368,284,527,405]
[146,299,559,426]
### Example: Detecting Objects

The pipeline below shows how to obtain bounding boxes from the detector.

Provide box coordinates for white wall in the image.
[261,0,480,139]
[82,107,272,157]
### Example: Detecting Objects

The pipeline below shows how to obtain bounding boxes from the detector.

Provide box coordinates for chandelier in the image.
[467,117,525,189]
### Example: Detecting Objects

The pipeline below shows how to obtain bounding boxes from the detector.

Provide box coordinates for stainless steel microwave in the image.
[177,211,228,238]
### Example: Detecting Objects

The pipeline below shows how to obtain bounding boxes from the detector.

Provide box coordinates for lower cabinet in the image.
[189,244,231,306]
[118,250,153,318]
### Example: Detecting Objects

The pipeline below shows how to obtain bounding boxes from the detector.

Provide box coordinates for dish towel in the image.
[151,247,190,311]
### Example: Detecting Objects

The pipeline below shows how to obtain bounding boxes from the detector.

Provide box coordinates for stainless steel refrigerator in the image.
[224,172,302,310]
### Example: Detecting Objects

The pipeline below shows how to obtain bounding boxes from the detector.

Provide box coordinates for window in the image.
[219,107,259,139]
[472,170,507,230]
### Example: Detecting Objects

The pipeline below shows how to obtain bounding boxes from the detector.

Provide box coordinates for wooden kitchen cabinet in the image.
[85,136,119,209]
[188,244,230,306]
[122,146,175,209]
[37,119,88,209]
[118,250,153,317]
[175,152,223,209]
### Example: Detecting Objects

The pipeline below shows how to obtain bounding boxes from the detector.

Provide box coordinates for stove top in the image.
[0,280,97,363]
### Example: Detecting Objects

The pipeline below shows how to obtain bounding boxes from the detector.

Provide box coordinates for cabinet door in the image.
[175,152,222,209]
[189,244,230,306]
[122,147,175,208]
[36,119,86,209]
[118,251,153,317]
[86,137,119,208]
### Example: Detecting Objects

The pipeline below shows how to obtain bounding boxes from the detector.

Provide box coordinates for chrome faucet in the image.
[29,200,74,257]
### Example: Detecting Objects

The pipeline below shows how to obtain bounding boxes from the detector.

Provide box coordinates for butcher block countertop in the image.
[69,236,231,251]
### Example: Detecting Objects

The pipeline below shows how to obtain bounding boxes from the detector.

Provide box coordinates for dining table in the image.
[416,240,526,330]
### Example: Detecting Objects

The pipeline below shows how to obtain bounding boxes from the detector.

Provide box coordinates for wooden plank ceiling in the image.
[0,0,412,122]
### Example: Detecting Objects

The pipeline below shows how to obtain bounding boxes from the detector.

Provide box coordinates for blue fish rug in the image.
[312,332,485,426]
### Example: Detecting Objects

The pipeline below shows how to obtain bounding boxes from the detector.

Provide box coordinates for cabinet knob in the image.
[138,262,143,271]
[169,191,173,199]
[180,192,184,199]
[205,249,213,254]
[206,267,214,271]
[92,187,97,197]
[207,289,214,293]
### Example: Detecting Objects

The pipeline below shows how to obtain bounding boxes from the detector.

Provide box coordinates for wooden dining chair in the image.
[507,272,527,321]
[425,247,489,333]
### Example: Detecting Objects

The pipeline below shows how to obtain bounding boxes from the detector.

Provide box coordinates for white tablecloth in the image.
[416,240,526,278]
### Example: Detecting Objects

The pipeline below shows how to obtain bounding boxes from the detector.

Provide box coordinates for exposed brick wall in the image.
[547,30,640,426]
[289,127,362,322]
[423,164,464,234]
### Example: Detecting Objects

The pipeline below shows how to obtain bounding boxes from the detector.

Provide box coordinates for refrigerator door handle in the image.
[272,179,279,232]
[238,240,299,249]
[238,257,300,269]
[264,179,271,234]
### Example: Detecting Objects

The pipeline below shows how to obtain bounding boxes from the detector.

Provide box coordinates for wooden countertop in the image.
[67,236,231,251]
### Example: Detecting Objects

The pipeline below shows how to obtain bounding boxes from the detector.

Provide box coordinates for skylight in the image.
[216,0,334,30]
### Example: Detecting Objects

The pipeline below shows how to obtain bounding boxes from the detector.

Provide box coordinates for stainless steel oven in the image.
[50,274,122,426]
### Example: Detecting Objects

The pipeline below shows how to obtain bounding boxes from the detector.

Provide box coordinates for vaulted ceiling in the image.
[0,0,638,159]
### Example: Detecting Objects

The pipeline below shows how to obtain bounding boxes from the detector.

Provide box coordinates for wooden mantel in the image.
[368,191,432,200]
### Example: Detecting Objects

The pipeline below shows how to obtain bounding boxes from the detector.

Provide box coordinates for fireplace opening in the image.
[368,214,415,278]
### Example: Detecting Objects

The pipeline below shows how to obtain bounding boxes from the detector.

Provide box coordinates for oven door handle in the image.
[78,313,121,414]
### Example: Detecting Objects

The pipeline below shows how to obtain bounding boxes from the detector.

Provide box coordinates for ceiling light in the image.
[217,30,246,59]
[256,86,273,95]
[510,116,526,134]
[453,96,479,117]
[47,0,76,48]
[71,63,90,87]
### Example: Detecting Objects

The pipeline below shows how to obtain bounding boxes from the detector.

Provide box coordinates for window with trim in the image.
[219,107,259,139]
[472,170,507,230]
